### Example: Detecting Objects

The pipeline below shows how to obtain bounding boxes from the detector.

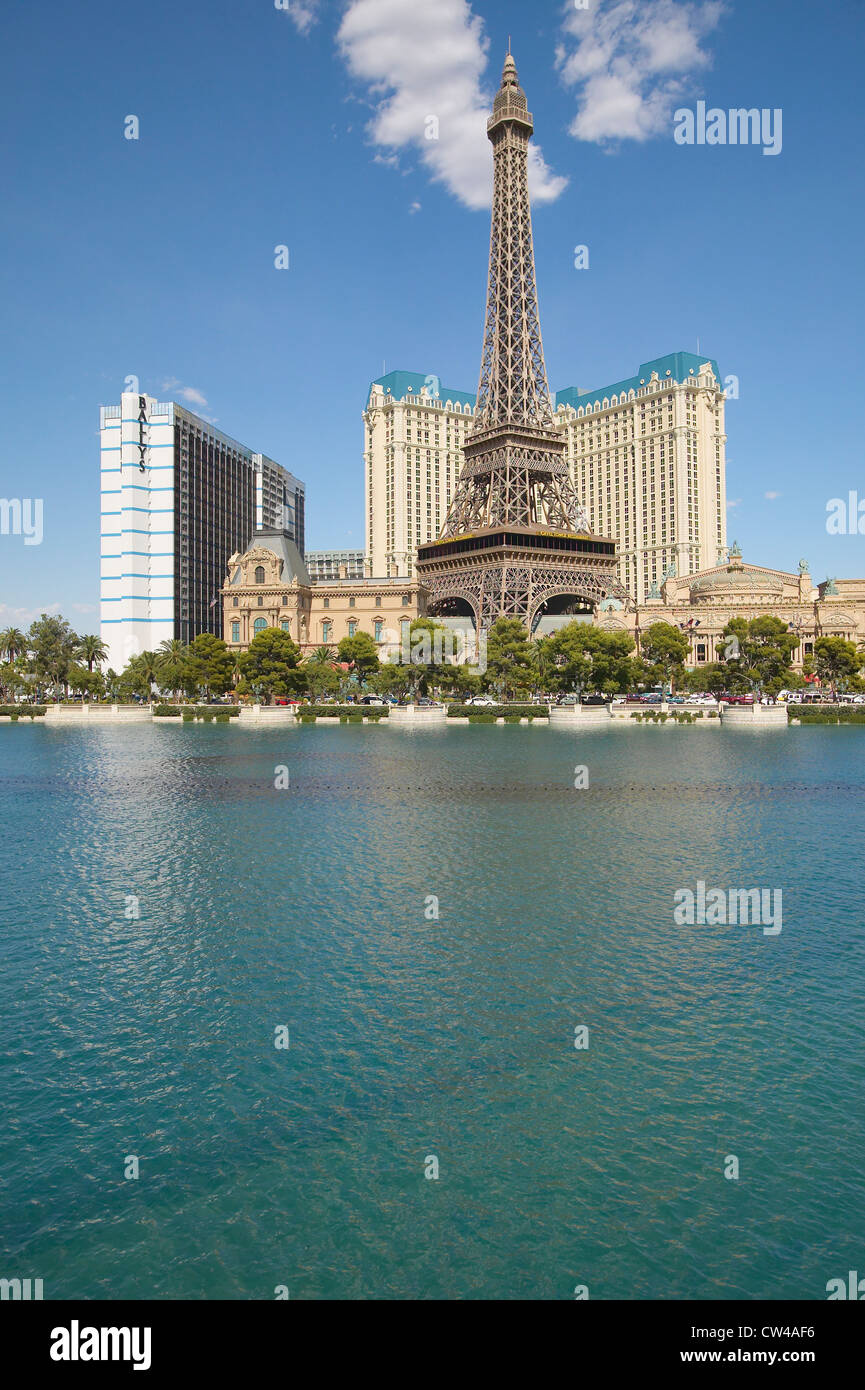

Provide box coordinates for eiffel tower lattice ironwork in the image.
[415,51,628,632]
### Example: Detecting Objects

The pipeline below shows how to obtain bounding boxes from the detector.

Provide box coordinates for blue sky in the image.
[1,0,863,629]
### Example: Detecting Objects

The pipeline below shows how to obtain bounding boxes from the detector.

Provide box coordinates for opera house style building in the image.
[600,543,865,673]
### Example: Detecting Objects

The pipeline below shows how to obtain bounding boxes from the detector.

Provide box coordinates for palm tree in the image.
[0,628,27,663]
[155,638,189,701]
[77,634,108,672]
[307,645,335,664]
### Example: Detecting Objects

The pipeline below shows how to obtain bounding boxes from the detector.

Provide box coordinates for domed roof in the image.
[690,566,784,596]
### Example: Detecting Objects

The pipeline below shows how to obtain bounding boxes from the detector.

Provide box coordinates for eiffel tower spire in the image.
[415,51,627,632]
[441,51,588,535]
[474,51,553,431]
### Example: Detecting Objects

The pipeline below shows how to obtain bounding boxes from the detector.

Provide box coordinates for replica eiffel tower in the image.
[416,51,628,633]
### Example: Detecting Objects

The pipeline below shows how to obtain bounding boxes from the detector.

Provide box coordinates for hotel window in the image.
[349,596,356,608]
[254,566,265,584]
[232,596,239,608]
[374,619,383,641]
[402,594,410,606]
[281,621,290,632]
[231,621,240,643]
[257,595,263,607]
[281,594,288,605]
[253,618,267,636]
[400,618,410,643]
[323,597,329,608]
[375,595,382,607]
[322,620,332,642]
[348,620,357,637]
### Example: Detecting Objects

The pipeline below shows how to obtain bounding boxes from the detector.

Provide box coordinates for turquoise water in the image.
[1,723,863,1300]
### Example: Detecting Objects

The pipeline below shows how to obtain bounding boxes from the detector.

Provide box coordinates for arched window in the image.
[253,618,267,636]
[254,566,265,584]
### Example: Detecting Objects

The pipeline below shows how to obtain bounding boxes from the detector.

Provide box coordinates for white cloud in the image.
[282,0,323,36]
[337,0,567,209]
[409,200,422,214]
[161,380,209,409]
[764,490,781,500]
[557,0,725,145]
[0,601,63,628]
[726,498,741,510]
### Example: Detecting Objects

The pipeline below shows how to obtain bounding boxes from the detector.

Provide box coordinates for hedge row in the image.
[155,705,239,718]
[295,704,389,717]
[447,704,548,718]
[794,708,865,724]
[0,706,47,719]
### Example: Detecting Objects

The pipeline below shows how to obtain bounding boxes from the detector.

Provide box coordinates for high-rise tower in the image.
[416,53,627,632]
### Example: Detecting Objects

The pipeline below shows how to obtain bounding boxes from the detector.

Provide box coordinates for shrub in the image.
[216,712,230,723]
[447,703,547,719]
[296,704,388,718]
[468,713,496,723]
[0,705,46,718]
[182,711,194,722]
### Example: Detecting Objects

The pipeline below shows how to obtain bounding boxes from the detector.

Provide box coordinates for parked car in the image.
[415,697,438,707]
[582,694,607,706]
[721,693,755,705]
[464,696,497,706]
[360,695,386,706]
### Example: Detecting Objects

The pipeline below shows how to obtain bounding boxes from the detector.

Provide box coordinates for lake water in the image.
[1,722,863,1300]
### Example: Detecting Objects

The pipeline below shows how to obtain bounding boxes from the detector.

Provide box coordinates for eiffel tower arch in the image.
[416,52,629,632]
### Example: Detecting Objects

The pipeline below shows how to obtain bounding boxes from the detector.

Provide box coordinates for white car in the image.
[464,696,497,706]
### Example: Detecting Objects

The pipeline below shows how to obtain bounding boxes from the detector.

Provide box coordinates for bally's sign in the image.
[136,395,148,473]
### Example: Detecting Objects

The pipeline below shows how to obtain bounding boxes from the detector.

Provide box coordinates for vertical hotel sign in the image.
[137,395,149,472]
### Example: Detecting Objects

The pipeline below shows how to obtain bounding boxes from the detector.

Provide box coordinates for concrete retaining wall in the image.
[549,705,612,726]
[720,702,788,726]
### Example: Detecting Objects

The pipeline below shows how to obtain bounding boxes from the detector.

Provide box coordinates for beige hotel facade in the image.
[364,352,727,606]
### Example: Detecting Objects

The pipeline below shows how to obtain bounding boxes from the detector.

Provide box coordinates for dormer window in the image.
[254,566,265,584]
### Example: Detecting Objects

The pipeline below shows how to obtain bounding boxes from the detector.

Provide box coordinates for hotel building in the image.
[99,391,303,671]
[306,549,366,581]
[363,353,727,604]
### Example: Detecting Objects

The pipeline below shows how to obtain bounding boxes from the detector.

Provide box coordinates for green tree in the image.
[154,639,190,701]
[542,623,637,695]
[237,629,304,703]
[814,636,862,694]
[721,616,797,695]
[369,661,413,702]
[486,618,535,700]
[77,634,108,672]
[303,658,341,702]
[117,651,160,700]
[27,613,78,699]
[0,627,27,663]
[185,633,235,698]
[337,631,381,679]
[66,662,105,700]
[639,622,690,692]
